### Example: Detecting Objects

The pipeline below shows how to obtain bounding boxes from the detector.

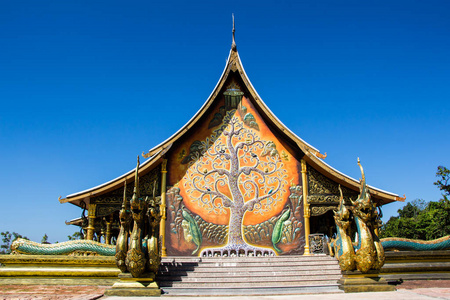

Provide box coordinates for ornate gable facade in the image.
[60,29,403,256]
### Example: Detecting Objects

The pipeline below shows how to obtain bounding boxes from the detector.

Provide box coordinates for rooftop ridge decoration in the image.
[231,13,236,52]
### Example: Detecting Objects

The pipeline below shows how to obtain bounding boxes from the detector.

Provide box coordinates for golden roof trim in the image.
[63,150,164,204]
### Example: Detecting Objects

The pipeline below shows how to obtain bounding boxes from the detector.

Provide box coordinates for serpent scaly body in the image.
[11,238,115,256]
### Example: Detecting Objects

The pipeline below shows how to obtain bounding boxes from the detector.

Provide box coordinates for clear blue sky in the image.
[1,1,449,243]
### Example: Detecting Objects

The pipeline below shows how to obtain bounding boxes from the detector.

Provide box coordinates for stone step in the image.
[199,255,333,260]
[382,261,450,272]
[158,274,341,283]
[160,260,339,269]
[381,272,450,281]
[160,280,340,288]
[159,265,340,274]
[161,257,338,262]
[199,260,338,266]
[161,286,343,296]
[158,269,341,278]
[161,255,335,263]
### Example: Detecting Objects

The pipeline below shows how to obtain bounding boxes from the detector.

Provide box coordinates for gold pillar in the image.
[105,214,113,245]
[86,204,97,241]
[160,159,168,257]
[301,159,311,255]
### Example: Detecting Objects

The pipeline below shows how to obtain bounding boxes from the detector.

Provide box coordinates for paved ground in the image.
[0,281,449,300]
[107,289,450,300]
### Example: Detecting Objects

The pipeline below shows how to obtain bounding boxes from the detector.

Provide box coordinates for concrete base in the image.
[339,271,396,293]
[104,273,161,297]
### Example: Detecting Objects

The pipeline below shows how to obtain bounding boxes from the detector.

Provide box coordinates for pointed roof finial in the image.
[231,13,237,51]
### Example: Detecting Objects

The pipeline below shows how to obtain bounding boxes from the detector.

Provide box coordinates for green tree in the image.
[434,166,450,197]
[41,234,49,244]
[398,199,426,218]
[379,200,426,239]
[1,232,28,254]
[380,166,450,240]
[67,232,83,240]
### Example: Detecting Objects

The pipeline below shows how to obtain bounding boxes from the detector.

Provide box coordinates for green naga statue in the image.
[330,159,385,273]
[116,156,162,278]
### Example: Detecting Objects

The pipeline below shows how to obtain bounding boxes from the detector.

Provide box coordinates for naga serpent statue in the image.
[115,181,132,272]
[350,159,384,272]
[10,157,162,282]
[370,201,385,270]
[330,185,355,271]
[118,156,162,278]
[330,159,385,273]
[11,238,115,256]
[381,236,450,251]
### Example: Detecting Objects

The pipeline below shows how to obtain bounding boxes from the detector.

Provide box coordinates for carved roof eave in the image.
[59,147,168,207]
[303,151,402,205]
[65,217,83,226]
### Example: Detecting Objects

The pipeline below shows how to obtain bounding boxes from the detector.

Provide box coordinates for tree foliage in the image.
[379,166,450,240]
[41,233,49,244]
[68,231,83,240]
[434,165,450,197]
[1,231,28,254]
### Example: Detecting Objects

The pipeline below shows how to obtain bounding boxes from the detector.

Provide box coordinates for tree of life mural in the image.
[183,112,288,256]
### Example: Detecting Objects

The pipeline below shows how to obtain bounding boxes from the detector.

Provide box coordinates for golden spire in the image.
[231,13,237,51]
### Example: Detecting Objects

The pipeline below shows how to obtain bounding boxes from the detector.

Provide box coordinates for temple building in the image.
[60,25,404,257]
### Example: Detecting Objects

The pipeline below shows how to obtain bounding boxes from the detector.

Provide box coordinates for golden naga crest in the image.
[329,159,385,273]
[115,156,163,278]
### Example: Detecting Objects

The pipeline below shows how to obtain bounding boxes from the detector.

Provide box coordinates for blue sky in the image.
[1,1,449,243]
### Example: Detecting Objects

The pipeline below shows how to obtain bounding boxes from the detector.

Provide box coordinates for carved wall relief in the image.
[307,166,358,205]
[166,184,305,256]
[311,206,336,216]
[166,93,303,256]
[97,205,121,217]
[307,166,359,217]
[85,164,162,245]
[91,165,161,206]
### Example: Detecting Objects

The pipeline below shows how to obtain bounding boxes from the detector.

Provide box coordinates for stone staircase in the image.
[157,255,343,296]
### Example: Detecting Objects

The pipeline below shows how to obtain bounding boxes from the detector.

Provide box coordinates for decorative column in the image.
[301,159,311,255]
[105,214,113,245]
[100,226,105,243]
[160,159,168,257]
[86,204,97,241]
